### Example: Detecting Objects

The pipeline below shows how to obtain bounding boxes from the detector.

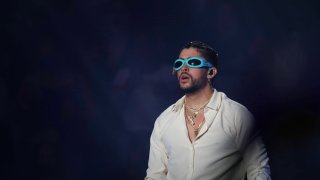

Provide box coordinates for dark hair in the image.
[183,41,218,68]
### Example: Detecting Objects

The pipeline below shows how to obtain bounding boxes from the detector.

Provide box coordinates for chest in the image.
[185,111,205,143]
[161,111,237,157]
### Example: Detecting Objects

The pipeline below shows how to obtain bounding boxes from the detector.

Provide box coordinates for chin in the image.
[180,84,191,90]
[180,86,196,93]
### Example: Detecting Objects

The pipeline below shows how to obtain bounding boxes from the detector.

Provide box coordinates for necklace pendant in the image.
[188,117,195,126]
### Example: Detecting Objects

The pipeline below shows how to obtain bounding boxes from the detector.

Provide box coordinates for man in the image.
[145,41,271,180]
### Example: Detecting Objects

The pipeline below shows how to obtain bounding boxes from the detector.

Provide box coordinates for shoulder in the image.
[155,104,175,124]
[219,91,253,119]
[153,96,184,130]
[218,91,255,135]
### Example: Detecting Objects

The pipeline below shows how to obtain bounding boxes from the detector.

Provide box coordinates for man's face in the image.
[176,48,208,94]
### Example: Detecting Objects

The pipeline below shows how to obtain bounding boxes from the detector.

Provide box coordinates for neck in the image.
[185,84,214,109]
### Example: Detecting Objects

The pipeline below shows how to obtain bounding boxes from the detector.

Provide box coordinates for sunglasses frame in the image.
[173,56,213,71]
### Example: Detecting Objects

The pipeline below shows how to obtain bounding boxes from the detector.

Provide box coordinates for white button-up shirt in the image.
[146,89,271,180]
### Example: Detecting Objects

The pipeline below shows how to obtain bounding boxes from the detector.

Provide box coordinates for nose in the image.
[180,63,189,72]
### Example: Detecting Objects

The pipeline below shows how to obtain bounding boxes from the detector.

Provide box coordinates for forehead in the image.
[179,48,203,59]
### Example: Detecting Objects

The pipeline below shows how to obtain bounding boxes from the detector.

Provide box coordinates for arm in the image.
[243,135,271,180]
[235,108,271,180]
[145,121,168,180]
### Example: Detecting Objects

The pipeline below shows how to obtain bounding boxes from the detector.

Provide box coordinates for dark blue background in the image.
[2,0,320,179]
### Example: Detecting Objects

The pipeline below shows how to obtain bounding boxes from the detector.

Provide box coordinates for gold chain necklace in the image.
[185,111,204,131]
[185,102,208,112]
[184,98,209,132]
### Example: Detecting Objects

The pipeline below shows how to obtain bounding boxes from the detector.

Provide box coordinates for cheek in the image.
[189,69,205,78]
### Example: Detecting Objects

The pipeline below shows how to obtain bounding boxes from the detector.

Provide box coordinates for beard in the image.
[179,72,207,94]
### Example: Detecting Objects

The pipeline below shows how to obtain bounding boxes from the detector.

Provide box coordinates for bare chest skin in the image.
[185,111,205,143]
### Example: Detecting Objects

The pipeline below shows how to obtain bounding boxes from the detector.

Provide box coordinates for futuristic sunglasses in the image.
[173,57,213,71]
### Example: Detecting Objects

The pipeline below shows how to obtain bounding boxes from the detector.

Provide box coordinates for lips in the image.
[179,74,191,83]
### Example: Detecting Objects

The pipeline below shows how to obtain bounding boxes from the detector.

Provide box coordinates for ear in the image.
[207,67,217,79]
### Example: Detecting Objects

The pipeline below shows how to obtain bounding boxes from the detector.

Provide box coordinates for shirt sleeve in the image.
[145,120,168,180]
[234,107,271,180]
